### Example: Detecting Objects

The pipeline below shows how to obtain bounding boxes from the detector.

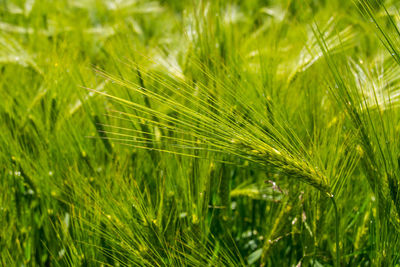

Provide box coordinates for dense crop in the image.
[1,0,400,266]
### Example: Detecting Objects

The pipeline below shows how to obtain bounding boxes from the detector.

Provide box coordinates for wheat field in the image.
[1,0,400,266]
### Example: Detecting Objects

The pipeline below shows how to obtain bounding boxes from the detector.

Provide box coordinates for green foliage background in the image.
[1,0,400,266]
